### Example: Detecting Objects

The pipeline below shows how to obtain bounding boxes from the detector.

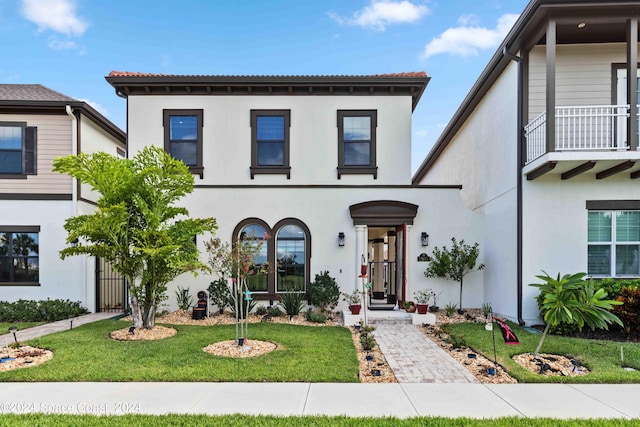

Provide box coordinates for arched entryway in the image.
[349,200,418,308]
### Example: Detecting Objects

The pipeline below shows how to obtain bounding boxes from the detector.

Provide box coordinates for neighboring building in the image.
[413,0,640,324]
[0,84,126,311]
[106,71,482,311]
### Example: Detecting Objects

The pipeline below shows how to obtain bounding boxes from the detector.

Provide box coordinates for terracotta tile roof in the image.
[0,84,77,102]
[108,70,428,78]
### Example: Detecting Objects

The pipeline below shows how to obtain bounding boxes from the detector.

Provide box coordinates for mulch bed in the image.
[203,339,278,358]
[110,325,177,341]
[0,345,53,372]
[349,326,397,383]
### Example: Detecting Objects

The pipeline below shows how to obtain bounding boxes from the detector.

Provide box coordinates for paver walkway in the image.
[0,312,118,343]
[374,324,479,383]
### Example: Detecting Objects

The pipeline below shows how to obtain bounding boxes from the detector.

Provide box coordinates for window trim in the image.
[0,121,37,178]
[232,217,311,300]
[250,110,291,179]
[587,209,640,278]
[0,225,41,286]
[337,110,378,179]
[163,109,204,178]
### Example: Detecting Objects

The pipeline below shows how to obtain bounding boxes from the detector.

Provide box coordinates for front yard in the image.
[0,320,359,382]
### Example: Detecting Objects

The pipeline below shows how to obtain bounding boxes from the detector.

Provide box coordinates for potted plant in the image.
[342,290,362,314]
[402,301,416,313]
[429,291,442,312]
[413,288,433,314]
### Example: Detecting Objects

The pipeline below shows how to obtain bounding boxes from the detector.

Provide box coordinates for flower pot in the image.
[237,337,245,346]
[349,304,362,315]
[429,306,439,313]
[416,304,428,314]
[403,302,416,313]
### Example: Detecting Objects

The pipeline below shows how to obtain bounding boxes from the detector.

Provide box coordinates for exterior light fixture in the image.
[421,232,429,247]
[338,232,345,247]
[71,238,79,247]
[8,326,18,344]
[577,22,586,29]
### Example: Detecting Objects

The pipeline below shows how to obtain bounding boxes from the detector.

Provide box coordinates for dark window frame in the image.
[0,121,37,178]
[232,217,311,300]
[250,110,291,179]
[0,225,41,286]
[163,109,204,178]
[337,110,378,179]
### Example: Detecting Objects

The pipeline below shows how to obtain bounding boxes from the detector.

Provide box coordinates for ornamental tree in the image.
[53,146,217,329]
[424,237,484,313]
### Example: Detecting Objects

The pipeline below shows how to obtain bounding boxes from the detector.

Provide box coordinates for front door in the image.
[395,223,407,303]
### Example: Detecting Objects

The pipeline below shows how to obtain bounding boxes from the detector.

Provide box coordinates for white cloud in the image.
[21,0,88,36]
[422,13,519,60]
[414,129,428,138]
[48,36,77,50]
[78,99,109,117]
[330,1,429,31]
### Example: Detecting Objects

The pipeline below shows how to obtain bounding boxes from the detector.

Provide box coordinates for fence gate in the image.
[95,257,127,312]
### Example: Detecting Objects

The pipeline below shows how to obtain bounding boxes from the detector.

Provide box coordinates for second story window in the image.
[163,110,203,178]
[0,122,37,177]
[337,110,377,179]
[250,110,291,179]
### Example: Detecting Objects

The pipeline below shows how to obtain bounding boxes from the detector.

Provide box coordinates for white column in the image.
[372,239,385,297]
[387,232,396,300]
[355,225,366,290]
[405,225,412,300]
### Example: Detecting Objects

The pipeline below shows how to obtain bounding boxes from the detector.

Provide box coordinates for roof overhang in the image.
[105,74,431,111]
[349,200,419,226]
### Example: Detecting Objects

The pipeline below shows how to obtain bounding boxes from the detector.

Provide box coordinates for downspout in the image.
[502,46,526,326]
[65,105,87,307]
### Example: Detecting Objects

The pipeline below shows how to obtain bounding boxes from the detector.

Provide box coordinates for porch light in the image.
[577,22,586,29]
[338,232,345,247]
[71,238,79,247]
[8,326,17,344]
[421,232,429,247]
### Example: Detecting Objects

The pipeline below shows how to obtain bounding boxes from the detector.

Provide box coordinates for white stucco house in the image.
[413,0,640,325]
[0,84,126,311]
[105,71,482,313]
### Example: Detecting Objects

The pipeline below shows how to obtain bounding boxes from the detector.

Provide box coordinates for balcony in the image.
[523,105,640,180]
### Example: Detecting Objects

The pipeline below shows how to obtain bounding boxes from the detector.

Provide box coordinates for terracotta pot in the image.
[404,302,416,313]
[349,304,362,315]
[416,304,428,314]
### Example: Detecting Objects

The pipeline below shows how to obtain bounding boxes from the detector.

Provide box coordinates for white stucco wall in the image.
[127,95,413,185]
[161,186,481,312]
[522,174,640,324]
[1,200,89,308]
[416,62,519,319]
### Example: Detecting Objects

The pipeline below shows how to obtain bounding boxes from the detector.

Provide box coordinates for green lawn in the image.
[446,322,640,383]
[0,322,44,333]
[0,414,637,426]
[0,320,358,382]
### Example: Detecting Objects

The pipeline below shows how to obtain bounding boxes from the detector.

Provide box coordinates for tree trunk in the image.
[143,304,156,329]
[533,323,551,357]
[127,281,143,329]
[458,277,464,313]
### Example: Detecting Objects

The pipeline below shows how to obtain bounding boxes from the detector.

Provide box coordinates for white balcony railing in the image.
[524,105,631,163]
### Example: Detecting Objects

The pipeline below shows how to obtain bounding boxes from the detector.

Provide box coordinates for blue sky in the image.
[1,0,529,173]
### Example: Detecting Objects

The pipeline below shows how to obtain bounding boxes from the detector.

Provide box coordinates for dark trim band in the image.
[0,193,72,200]
[586,200,640,210]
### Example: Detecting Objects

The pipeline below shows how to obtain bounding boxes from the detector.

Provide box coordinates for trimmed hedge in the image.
[0,299,88,322]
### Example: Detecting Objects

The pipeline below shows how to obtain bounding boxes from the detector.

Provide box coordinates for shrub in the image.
[279,288,305,317]
[307,271,340,311]
[591,278,640,300]
[444,302,457,316]
[255,305,268,316]
[174,286,193,311]
[613,286,640,339]
[304,309,327,323]
[0,299,88,322]
[207,279,231,312]
[446,333,466,349]
[267,306,283,317]
[360,333,376,350]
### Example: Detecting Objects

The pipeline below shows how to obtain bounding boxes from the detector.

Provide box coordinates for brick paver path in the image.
[374,324,479,383]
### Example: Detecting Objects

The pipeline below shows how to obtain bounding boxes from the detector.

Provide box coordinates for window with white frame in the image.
[588,210,640,277]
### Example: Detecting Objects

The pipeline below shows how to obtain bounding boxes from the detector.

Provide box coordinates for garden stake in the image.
[490,309,498,374]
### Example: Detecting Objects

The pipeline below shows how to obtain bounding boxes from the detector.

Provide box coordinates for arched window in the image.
[233,219,270,292]
[274,219,311,293]
[232,218,311,298]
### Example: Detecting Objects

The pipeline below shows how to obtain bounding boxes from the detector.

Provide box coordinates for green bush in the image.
[307,271,340,311]
[304,309,327,323]
[207,279,231,312]
[255,305,283,317]
[591,278,640,300]
[279,288,305,317]
[0,299,88,322]
[174,286,193,311]
[255,305,268,316]
[613,286,640,339]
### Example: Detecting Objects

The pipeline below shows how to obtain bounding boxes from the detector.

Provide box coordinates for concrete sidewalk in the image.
[0,312,118,343]
[0,382,638,419]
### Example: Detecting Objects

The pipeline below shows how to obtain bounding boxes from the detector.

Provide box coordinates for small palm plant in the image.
[530,271,623,356]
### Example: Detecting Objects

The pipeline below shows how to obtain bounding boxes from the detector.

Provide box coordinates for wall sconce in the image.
[338,232,345,247]
[421,232,429,247]
[71,238,79,247]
